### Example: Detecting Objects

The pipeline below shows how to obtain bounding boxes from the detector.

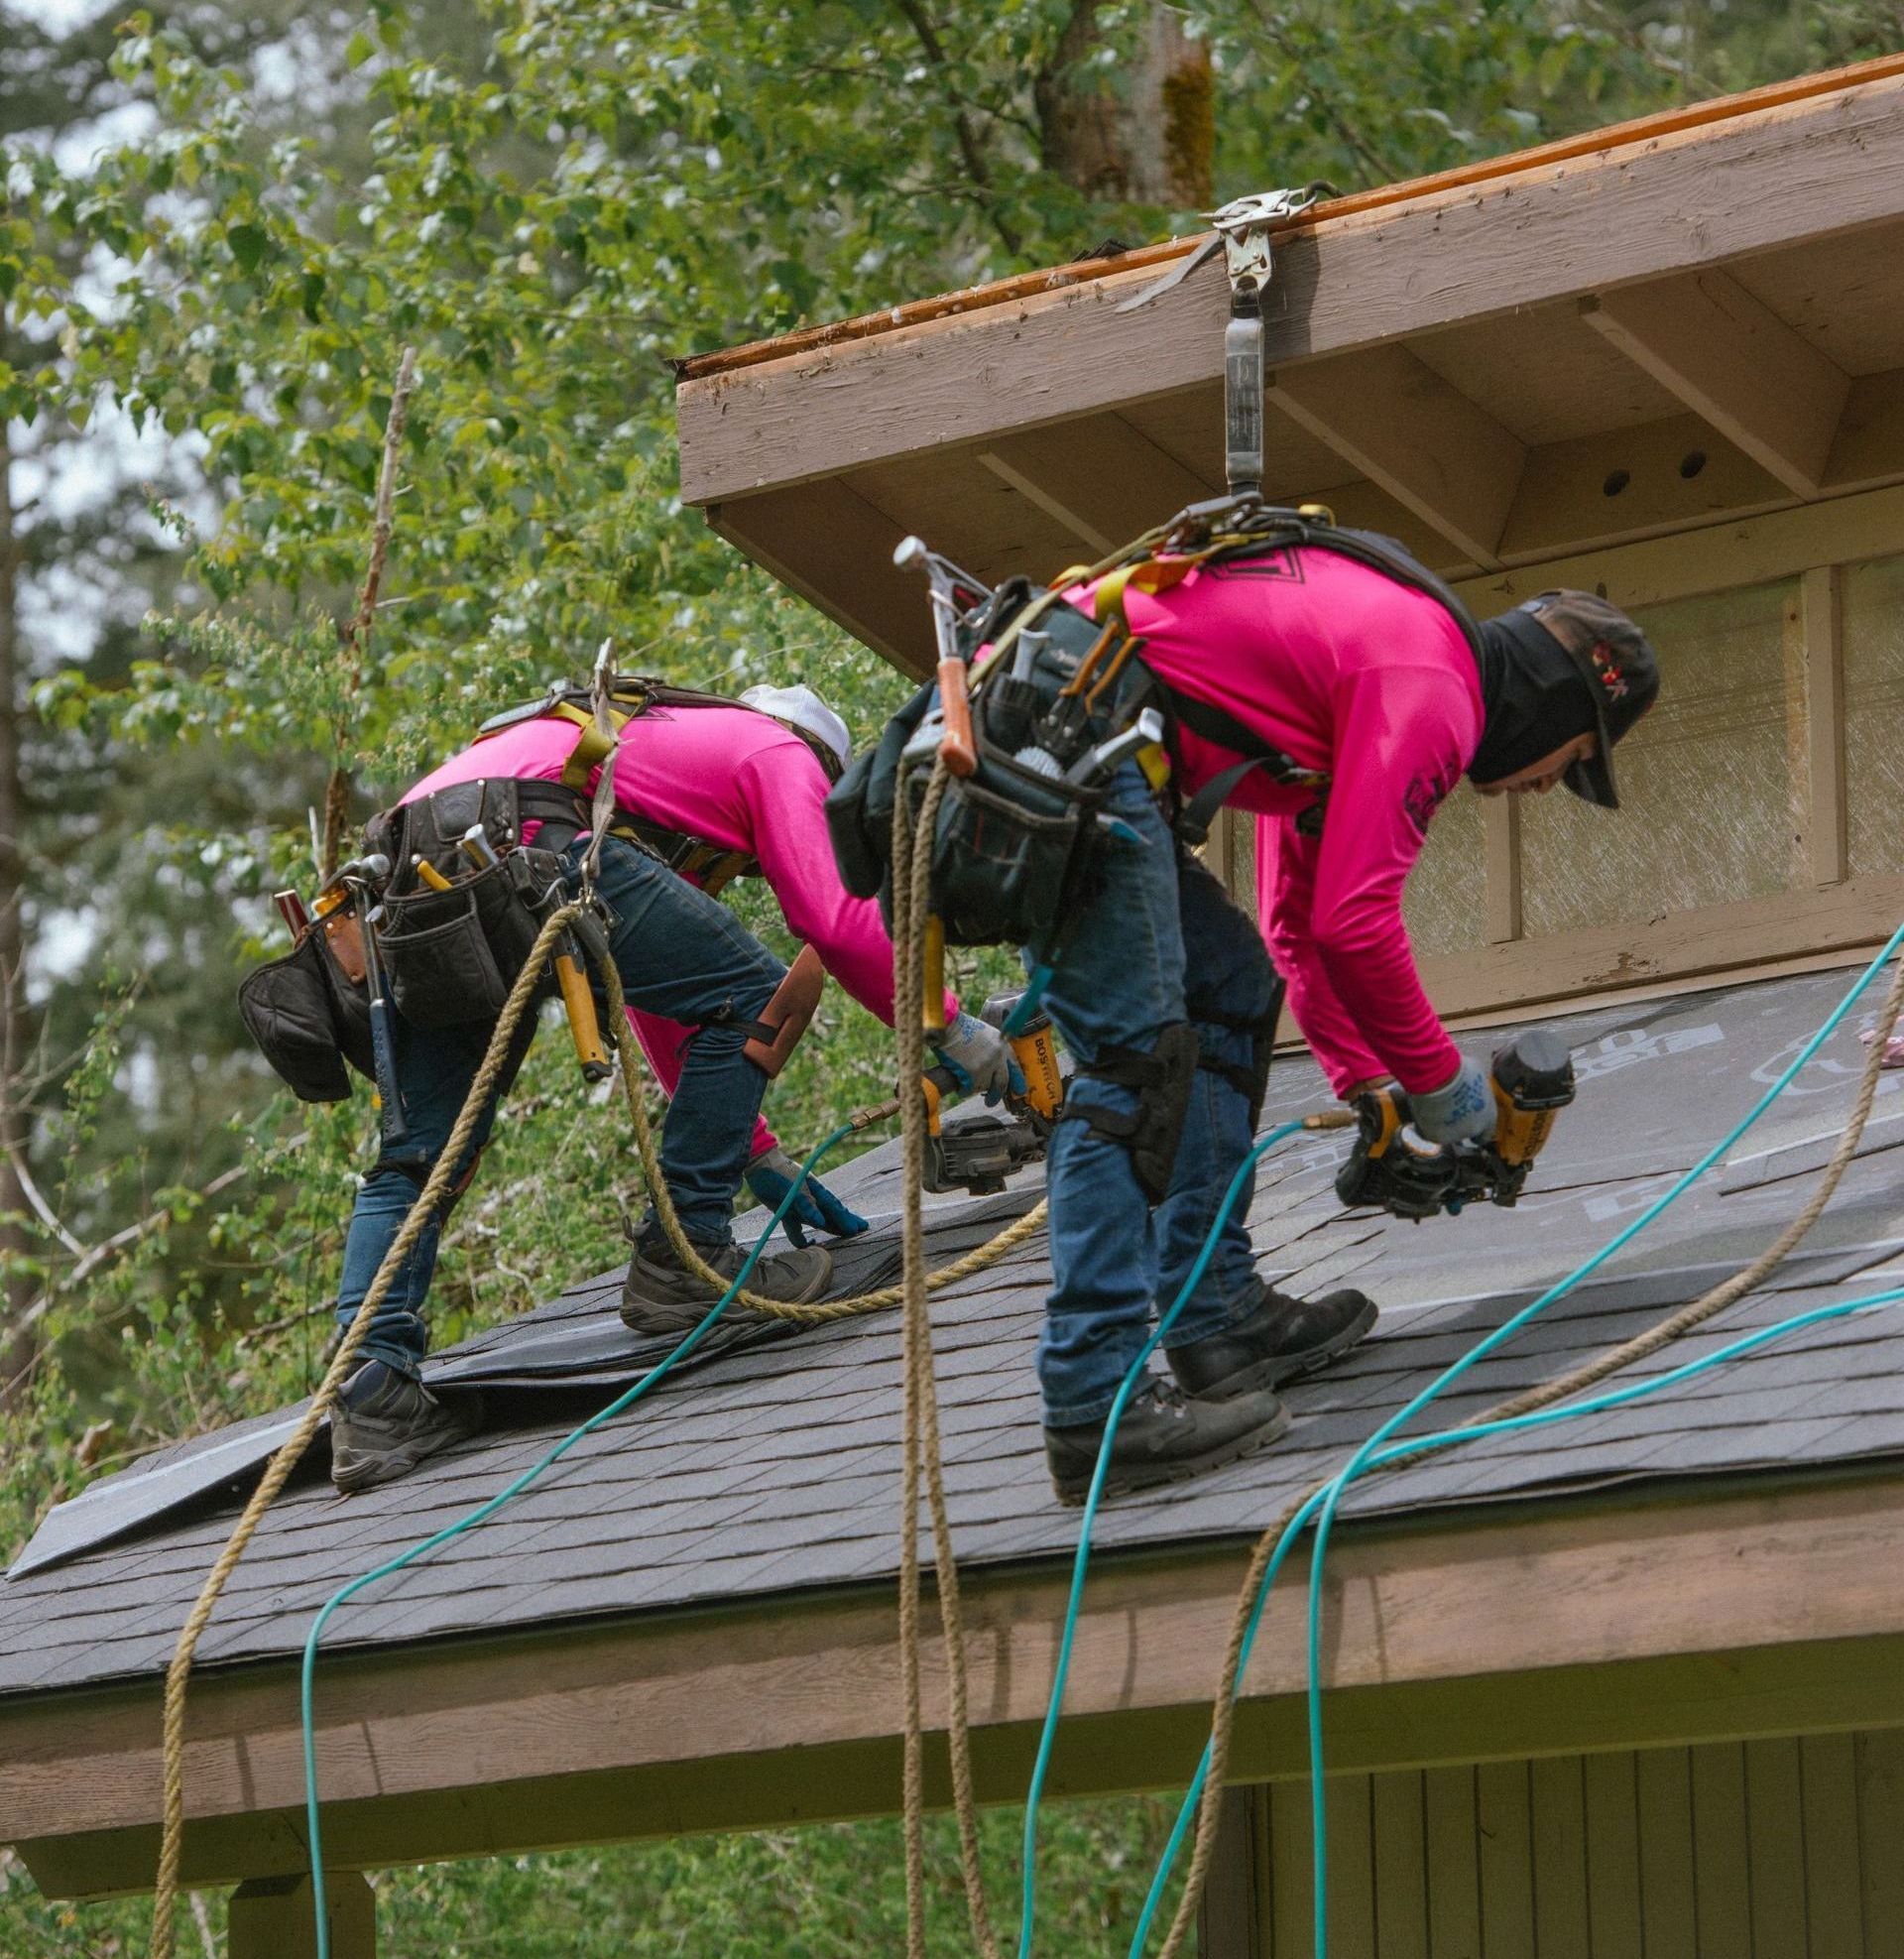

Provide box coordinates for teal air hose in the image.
[1129,919,1904,1958]
[1014,1121,1304,1959]
[299,1123,857,1959]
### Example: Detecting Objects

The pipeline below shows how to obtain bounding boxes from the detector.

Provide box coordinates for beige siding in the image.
[1250,1728,1904,1957]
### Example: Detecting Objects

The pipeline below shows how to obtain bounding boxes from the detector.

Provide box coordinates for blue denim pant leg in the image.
[570,835,784,1243]
[1033,764,1186,1427]
[335,834,783,1371]
[335,1012,535,1375]
[1157,853,1285,1351]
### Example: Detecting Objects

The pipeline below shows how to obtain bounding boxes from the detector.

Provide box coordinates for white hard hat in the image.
[740,682,852,773]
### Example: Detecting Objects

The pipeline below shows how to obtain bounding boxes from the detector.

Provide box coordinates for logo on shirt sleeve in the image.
[1402,762,1458,836]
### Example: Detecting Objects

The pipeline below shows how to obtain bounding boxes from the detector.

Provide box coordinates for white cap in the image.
[739,682,852,772]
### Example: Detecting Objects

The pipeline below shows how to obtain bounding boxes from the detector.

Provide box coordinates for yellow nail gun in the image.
[921,990,1066,1194]
[1330,1030,1576,1220]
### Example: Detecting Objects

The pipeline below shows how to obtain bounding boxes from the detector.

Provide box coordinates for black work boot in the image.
[1044,1377,1290,1505]
[1165,1281,1377,1402]
[330,1360,482,1494]
[620,1226,833,1335]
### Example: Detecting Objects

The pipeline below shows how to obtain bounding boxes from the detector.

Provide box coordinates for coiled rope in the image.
[149,876,1046,1959]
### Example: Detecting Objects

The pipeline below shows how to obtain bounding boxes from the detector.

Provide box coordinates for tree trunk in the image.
[0,424,33,1408]
[1037,3,1214,211]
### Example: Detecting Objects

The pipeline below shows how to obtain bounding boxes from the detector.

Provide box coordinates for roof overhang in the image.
[675,55,1904,674]
[11,1467,1904,1898]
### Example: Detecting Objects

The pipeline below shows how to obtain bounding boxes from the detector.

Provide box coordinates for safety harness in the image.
[981,491,1487,846]
[472,674,771,894]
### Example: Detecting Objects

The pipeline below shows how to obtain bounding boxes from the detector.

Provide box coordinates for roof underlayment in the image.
[5,962,1904,1696]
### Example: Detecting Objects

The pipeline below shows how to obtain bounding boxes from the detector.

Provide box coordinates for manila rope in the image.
[147,880,1046,1959]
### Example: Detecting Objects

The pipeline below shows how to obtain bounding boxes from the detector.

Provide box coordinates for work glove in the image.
[931,1011,1026,1106]
[1408,1057,1494,1147]
[745,1145,870,1249]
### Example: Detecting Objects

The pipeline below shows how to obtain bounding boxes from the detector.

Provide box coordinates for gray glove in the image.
[930,1011,1025,1106]
[1410,1057,1493,1145]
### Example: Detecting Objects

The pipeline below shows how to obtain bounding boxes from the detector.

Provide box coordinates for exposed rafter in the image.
[1582,271,1850,498]
[1267,345,1525,569]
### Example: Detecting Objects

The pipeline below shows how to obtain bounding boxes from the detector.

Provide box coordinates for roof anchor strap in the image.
[1116,184,1334,496]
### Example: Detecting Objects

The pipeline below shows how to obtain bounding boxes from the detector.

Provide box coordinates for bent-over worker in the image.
[329,679,1014,1492]
[1031,554,1658,1502]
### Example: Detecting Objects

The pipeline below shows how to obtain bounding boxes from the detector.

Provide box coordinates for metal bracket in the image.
[1115,183,1332,496]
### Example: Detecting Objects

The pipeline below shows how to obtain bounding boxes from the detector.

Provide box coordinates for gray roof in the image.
[5,962,1904,1699]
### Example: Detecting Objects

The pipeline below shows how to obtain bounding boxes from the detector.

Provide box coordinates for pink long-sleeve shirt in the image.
[406,700,941,1150]
[1067,547,1482,1097]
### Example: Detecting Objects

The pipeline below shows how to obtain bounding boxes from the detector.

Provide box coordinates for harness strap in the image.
[512,781,758,895]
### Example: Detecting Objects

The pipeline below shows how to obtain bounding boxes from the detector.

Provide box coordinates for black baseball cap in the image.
[1510,591,1660,808]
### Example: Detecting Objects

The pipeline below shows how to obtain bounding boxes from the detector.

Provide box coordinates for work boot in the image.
[330,1360,482,1495]
[1044,1377,1290,1505]
[1166,1281,1377,1402]
[620,1226,833,1335]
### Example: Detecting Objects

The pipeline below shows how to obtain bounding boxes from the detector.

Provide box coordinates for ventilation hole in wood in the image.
[1603,469,1631,497]
[1679,450,1708,480]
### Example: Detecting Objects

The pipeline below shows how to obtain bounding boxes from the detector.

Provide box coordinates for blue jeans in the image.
[1033,765,1282,1426]
[335,833,784,1373]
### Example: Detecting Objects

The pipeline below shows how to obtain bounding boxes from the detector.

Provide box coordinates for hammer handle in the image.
[935,659,978,778]
[554,935,612,1081]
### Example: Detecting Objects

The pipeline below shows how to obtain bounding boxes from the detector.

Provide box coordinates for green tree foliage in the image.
[3,1,1901,1951]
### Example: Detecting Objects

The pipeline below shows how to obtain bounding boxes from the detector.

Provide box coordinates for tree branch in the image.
[890,0,1024,258]
[20,1140,304,1333]
[319,345,418,881]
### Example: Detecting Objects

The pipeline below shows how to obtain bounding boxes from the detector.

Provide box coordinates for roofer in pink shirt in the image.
[1016,534,1659,1502]
[325,678,1016,1492]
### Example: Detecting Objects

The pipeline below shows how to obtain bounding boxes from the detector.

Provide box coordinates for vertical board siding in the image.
[1425,1766,1483,1959]
[1372,1772,1430,1959]
[1633,1749,1698,1959]
[1854,1730,1904,1954]
[1252,1726,1904,1957]
[1582,1754,1643,1959]
[1530,1756,1590,1959]
[1477,1762,1536,1959]
[1746,1736,1811,1959]
[1690,1741,1753,1959]
[1803,1733,1863,1959]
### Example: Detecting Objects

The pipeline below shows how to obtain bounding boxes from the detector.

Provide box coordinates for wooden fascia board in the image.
[13,1470,1904,1896]
[1582,272,1851,497]
[676,72,1904,506]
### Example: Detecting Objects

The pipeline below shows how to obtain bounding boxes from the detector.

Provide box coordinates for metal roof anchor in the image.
[1116,184,1333,496]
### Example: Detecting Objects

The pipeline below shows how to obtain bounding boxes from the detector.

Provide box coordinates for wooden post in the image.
[228,1872,376,1959]
[1802,564,1848,888]
[1485,794,1522,945]
[1206,807,1256,918]
[1197,1781,1268,1958]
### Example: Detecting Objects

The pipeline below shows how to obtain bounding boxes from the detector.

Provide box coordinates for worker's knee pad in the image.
[1063,1022,1200,1203]
[739,944,826,1079]
[1195,974,1286,1130]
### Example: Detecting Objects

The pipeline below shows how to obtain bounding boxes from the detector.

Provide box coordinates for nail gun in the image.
[921,990,1066,1194]
[1329,1030,1576,1220]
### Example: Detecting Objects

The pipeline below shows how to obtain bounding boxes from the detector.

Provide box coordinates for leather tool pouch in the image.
[238,923,375,1102]
[367,782,563,1030]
